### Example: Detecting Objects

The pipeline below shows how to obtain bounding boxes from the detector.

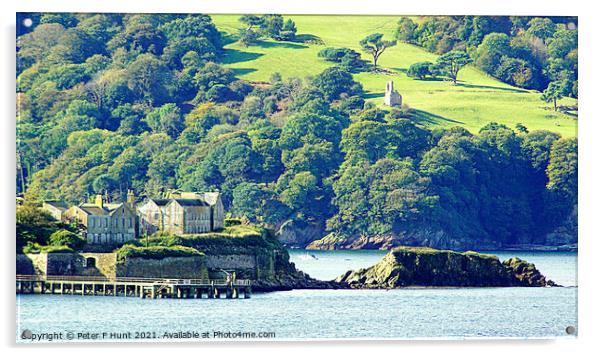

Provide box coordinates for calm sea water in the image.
[16,250,577,342]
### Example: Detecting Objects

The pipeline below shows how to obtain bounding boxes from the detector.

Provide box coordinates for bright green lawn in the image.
[211,15,578,137]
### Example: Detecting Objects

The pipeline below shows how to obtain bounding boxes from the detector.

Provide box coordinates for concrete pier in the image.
[16,275,251,299]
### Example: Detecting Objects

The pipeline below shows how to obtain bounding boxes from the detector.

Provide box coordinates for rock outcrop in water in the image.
[336,246,558,288]
[305,230,503,251]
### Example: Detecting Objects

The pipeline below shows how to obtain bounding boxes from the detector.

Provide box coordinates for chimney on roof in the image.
[95,194,104,209]
[127,189,135,208]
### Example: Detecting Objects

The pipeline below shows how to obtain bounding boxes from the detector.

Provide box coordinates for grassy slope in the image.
[212,15,577,137]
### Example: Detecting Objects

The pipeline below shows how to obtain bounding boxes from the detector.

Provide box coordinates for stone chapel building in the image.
[384,81,402,107]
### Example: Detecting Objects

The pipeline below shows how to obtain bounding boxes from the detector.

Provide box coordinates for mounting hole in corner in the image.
[565,325,576,335]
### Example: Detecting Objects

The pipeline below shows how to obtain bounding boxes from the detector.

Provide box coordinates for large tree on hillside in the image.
[541,80,564,111]
[359,33,397,68]
[435,50,472,84]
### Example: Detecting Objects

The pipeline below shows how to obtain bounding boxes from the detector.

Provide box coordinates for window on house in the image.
[84,257,96,268]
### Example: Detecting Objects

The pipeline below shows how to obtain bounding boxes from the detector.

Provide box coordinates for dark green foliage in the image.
[359,33,397,68]
[17,204,65,253]
[48,229,86,250]
[408,16,577,92]
[162,37,218,70]
[547,138,577,200]
[261,15,297,41]
[238,14,297,44]
[113,104,149,136]
[474,33,511,74]
[205,84,233,103]
[238,28,261,47]
[23,244,75,254]
[107,19,166,55]
[407,61,434,80]
[311,67,363,101]
[115,245,203,263]
[18,14,577,251]
[125,54,172,105]
[45,64,90,89]
[338,95,365,114]
[495,57,539,89]
[194,62,236,92]
[159,14,221,48]
[40,13,78,28]
[396,17,417,43]
[144,104,185,139]
[526,17,556,43]
[131,225,281,256]
[436,50,472,84]
[317,47,366,72]
[541,80,566,111]
[224,218,242,227]
[49,28,103,64]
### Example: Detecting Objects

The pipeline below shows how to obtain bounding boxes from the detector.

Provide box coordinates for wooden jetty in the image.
[16,275,252,299]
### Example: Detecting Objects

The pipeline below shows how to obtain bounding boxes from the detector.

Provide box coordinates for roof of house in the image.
[43,200,69,210]
[149,199,170,206]
[78,204,109,216]
[172,199,209,207]
[78,202,132,216]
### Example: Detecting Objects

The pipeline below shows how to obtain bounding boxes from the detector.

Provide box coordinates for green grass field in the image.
[211,15,578,137]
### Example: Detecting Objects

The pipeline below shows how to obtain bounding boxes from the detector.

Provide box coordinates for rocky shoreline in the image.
[257,246,560,292]
[304,236,577,252]
[335,246,558,289]
[252,271,346,292]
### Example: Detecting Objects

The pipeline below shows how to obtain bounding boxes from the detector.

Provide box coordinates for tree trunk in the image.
[553,98,557,111]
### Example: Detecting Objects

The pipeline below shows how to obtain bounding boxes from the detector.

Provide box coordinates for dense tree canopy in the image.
[17,14,577,248]
[394,16,577,92]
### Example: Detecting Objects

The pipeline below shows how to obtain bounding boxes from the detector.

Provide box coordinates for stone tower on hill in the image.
[384,81,402,107]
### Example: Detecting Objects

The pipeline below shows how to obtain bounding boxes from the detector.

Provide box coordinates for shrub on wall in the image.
[115,245,204,263]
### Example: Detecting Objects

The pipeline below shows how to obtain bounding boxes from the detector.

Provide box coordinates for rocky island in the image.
[336,246,558,288]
